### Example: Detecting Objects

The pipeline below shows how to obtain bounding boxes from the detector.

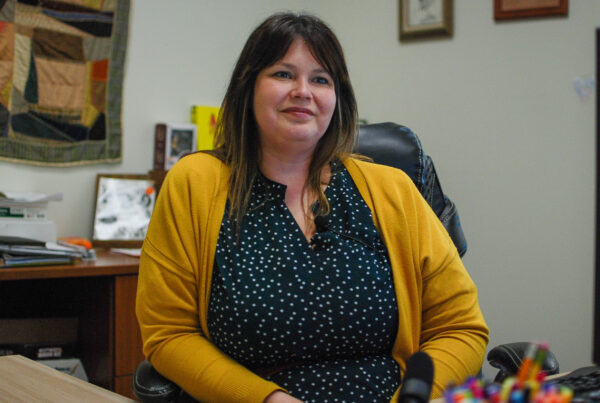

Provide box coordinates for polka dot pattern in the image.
[208,162,400,402]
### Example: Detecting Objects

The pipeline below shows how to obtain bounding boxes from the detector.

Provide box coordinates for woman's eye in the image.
[273,71,292,79]
[313,76,331,85]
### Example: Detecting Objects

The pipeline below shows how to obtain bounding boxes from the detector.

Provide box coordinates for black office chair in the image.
[132,122,559,402]
[355,122,467,257]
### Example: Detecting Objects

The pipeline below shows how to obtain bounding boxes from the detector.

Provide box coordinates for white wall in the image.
[1,0,598,379]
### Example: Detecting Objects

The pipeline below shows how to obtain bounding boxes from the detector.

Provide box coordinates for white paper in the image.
[110,248,142,257]
[0,192,63,203]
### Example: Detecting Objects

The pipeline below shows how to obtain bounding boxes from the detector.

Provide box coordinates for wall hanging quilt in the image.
[0,0,130,166]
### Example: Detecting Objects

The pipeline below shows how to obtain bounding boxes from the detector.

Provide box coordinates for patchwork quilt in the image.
[0,0,130,166]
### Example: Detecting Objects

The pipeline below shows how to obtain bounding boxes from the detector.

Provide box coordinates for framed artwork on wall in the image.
[494,0,568,20]
[0,1,131,166]
[92,174,156,248]
[399,0,453,41]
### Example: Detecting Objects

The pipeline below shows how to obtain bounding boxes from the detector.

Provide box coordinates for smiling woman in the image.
[253,39,338,237]
[136,12,488,403]
[253,40,336,160]
[214,13,358,233]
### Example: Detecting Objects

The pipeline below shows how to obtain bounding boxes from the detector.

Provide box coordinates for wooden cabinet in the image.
[0,250,144,399]
[114,274,144,397]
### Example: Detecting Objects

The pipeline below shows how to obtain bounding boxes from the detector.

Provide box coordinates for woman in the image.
[136,12,488,403]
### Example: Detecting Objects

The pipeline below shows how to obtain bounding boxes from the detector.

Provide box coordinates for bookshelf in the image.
[0,250,144,399]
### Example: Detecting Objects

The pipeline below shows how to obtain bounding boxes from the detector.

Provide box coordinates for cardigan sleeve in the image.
[344,159,488,401]
[136,156,283,403]
[417,231,489,397]
[397,175,489,398]
[398,169,488,396]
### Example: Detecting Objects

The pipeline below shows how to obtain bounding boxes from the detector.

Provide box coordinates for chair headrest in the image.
[354,122,467,257]
[356,122,426,192]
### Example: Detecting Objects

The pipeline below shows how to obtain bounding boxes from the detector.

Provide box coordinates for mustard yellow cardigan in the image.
[136,153,489,402]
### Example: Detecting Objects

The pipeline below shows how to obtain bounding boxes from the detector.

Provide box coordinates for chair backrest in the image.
[354,122,467,257]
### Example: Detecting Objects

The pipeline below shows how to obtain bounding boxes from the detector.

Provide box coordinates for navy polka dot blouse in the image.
[208,161,400,402]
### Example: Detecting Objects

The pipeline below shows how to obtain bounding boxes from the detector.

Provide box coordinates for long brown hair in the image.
[214,12,358,226]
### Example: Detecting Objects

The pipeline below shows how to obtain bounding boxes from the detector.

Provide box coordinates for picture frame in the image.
[494,0,568,20]
[164,123,197,170]
[399,0,453,41]
[91,174,156,248]
[153,123,197,172]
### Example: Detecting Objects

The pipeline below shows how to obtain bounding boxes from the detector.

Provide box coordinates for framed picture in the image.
[165,123,197,170]
[153,123,197,172]
[92,174,156,248]
[399,0,453,41]
[494,0,568,20]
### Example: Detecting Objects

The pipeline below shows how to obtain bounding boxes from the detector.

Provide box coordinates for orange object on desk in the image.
[59,237,92,250]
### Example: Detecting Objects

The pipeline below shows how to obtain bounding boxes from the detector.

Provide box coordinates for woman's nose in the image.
[291,77,311,99]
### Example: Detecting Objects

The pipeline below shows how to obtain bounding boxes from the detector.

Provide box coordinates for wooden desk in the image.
[0,250,144,399]
[0,355,135,402]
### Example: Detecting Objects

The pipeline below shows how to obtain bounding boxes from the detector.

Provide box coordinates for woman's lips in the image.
[282,107,314,118]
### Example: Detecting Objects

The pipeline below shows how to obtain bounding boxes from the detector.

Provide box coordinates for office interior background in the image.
[1,0,598,379]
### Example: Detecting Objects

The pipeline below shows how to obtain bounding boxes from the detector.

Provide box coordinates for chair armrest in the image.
[487,342,560,383]
[132,360,182,403]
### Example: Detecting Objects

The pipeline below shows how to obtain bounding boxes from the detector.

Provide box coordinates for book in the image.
[0,205,47,219]
[153,123,167,171]
[191,105,220,151]
[0,239,87,267]
[0,242,85,258]
[0,235,45,246]
[0,254,75,268]
[0,192,62,220]
[153,123,198,171]
[24,343,77,359]
[0,219,58,244]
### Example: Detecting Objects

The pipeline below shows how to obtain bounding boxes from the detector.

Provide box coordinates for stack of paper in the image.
[0,192,62,243]
[0,192,62,219]
[0,236,86,268]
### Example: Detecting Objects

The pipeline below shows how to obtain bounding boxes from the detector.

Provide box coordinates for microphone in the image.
[314,215,329,233]
[398,351,434,403]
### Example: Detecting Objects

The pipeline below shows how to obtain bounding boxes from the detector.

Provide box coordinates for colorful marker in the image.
[528,343,549,382]
[517,343,538,384]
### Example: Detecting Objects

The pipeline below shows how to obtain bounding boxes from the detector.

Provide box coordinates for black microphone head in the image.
[404,351,434,385]
[398,351,434,403]
[314,215,329,232]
